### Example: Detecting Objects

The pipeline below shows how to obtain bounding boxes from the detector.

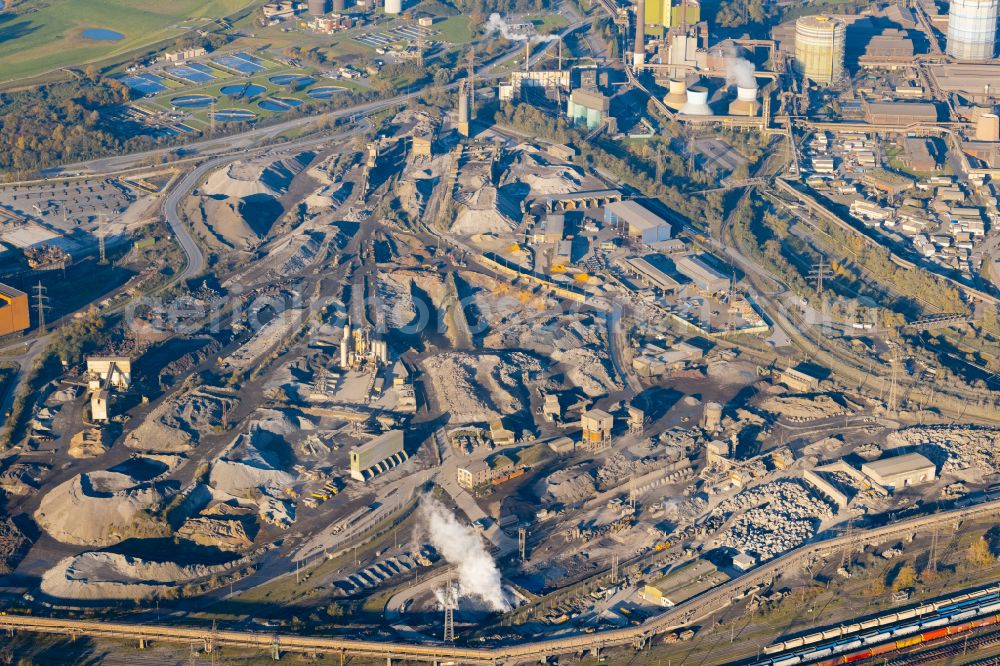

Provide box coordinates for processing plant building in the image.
[0,283,29,336]
[567,89,609,130]
[349,430,407,481]
[674,254,729,293]
[861,452,936,490]
[604,200,672,243]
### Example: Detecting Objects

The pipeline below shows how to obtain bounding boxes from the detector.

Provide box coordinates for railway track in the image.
[3,501,1000,664]
[887,628,1000,666]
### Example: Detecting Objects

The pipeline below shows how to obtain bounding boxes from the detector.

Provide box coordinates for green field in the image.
[0,0,259,86]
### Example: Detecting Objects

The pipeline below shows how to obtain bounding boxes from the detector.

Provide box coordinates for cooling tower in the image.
[332,0,347,11]
[664,79,688,110]
[794,15,846,85]
[947,0,999,60]
[736,85,758,102]
[729,85,760,116]
[680,85,712,115]
[384,0,402,14]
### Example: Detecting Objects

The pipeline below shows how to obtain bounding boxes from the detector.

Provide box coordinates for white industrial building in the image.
[604,201,672,244]
[861,452,936,490]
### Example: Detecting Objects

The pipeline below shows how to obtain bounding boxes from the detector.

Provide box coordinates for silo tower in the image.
[946,0,999,60]
[793,15,846,85]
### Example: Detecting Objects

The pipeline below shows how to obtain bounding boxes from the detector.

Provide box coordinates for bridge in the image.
[905,312,974,331]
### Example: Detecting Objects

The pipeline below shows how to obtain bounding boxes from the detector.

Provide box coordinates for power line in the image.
[33,281,49,335]
[808,260,831,295]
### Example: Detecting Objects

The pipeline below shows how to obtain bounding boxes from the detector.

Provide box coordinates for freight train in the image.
[752,593,1000,666]
[763,583,1000,655]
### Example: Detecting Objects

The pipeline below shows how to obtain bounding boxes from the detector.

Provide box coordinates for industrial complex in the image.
[0,0,999,664]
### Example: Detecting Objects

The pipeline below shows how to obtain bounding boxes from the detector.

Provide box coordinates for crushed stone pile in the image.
[35,471,169,547]
[543,468,597,505]
[40,551,256,601]
[759,394,850,421]
[713,479,835,560]
[888,425,1000,475]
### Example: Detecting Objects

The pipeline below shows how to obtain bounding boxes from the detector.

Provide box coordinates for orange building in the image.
[0,283,29,336]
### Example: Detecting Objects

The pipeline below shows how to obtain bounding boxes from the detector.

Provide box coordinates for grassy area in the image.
[0,0,260,86]
[434,16,473,43]
[524,13,571,34]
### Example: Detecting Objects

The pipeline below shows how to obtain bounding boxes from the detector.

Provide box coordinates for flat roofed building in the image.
[861,452,936,490]
[780,367,821,392]
[861,169,915,197]
[904,137,939,172]
[865,101,938,126]
[533,214,565,244]
[457,459,491,490]
[349,430,406,481]
[674,254,729,293]
[732,552,757,571]
[617,256,681,292]
[604,201,672,244]
[0,283,29,336]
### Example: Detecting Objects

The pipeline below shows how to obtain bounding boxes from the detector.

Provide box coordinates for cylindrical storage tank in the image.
[680,85,712,115]
[664,78,688,110]
[308,0,330,14]
[977,112,1000,141]
[332,0,347,11]
[384,0,402,14]
[794,15,846,85]
[947,0,999,60]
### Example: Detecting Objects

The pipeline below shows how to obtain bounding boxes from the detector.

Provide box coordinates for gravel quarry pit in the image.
[125,386,239,453]
[422,352,543,424]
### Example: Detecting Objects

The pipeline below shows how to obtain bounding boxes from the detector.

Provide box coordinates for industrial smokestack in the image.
[457,79,470,137]
[633,0,646,68]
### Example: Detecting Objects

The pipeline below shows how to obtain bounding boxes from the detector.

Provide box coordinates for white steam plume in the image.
[484,13,558,42]
[419,496,511,612]
[725,56,757,89]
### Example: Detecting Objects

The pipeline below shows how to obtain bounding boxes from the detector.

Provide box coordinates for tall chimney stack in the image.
[633,0,646,68]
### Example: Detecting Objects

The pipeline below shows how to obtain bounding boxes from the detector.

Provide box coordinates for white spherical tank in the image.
[947,0,999,60]
[680,85,712,115]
